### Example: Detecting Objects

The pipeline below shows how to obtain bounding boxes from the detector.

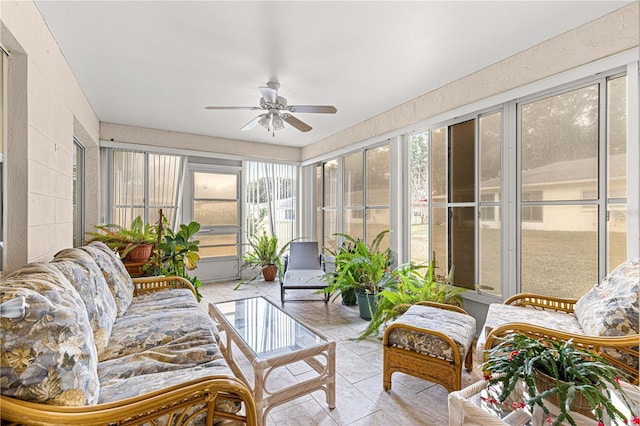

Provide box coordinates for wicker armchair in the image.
[482,293,640,384]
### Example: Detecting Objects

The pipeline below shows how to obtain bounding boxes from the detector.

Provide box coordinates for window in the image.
[245,162,297,247]
[316,160,338,254]
[194,170,238,258]
[411,111,502,294]
[343,151,364,240]
[365,145,390,245]
[409,131,430,263]
[606,76,627,272]
[519,77,626,298]
[109,149,183,228]
[408,71,628,301]
[317,144,390,254]
[72,139,85,247]
[521,191,543,222]
[478,112,502,296]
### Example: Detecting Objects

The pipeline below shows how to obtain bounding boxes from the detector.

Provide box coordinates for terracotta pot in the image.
[126,244,153,262]
[262,265,278,281]
[533,368,594,415]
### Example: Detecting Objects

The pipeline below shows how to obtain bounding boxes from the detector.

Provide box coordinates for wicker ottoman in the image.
[383,301,476,393]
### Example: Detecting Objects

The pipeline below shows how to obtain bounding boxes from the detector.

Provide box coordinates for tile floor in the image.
[200,280,483,426]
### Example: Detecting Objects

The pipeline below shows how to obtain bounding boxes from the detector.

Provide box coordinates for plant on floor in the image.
[357,256,464,340]
[482,333,639,426]
[323,230,393,319]
[236,231,293,288]
[87,216,157,261]
[145,211,203,301]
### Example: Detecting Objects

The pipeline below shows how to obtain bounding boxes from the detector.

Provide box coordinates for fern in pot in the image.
[236,231,292,287]
[323,230,392,320]
[482,333,639,425]
[357,257,464,340]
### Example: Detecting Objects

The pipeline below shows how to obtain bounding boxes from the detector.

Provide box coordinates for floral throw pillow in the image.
[52,248,117,353]
[575,257,639,337]
[81,242,134,317]
[0,263,99,405]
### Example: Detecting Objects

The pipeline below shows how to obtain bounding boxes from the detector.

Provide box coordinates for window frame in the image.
[105,148,184,228]
[515,73,627,295]
[0,48,6,273]
[317,142,391,253]
[405,69,629,300]
[72,138,85,247]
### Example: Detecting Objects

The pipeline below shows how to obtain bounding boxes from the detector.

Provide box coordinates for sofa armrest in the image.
[503,293,577,314]
[0,375,257,426]
[484,322,640,384]
[132,276,197,299]
[414,300,468,315]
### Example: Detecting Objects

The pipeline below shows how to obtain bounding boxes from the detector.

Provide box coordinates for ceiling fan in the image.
[205,81,337,136]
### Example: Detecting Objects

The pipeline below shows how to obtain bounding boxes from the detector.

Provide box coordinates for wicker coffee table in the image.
[208,297,336,425]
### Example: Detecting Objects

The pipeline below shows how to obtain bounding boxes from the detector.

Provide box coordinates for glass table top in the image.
[215,296,327,360]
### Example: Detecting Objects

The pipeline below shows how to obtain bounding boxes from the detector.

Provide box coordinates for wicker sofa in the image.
[477,257,640,384]
[0,241,256,425]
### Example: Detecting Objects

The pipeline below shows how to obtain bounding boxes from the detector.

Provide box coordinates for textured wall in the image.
[1,1,100,268]
[100,122,301,163]
[302,2,640,161]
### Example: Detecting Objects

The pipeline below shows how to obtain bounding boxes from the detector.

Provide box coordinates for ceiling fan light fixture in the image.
[205,82,336,136]
[272,113,285,130]
[258,114,270,130]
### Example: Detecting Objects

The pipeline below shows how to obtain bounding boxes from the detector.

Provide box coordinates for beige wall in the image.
[1,1,100,270]
[100,122,300,163]
[302,2,640,161]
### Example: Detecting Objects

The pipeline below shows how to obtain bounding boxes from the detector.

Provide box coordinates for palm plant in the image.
[236,231,293,287]
[357,257,464,340]
[483,333,639,426]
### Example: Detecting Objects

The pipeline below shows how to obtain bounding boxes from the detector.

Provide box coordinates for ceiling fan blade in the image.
[259,86,278,104]
[287,105,337,114]
[282,114,312,132]
[240,114,266,131]
[205,106,261,110]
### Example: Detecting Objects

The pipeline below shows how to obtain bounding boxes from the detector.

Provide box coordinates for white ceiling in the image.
[35,1,630,148]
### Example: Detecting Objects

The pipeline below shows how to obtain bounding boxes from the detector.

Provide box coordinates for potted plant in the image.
[237,231,292,286]
[357,256,464,340]
[482,333,639,426]
[324,230,392,320]
[145,214,203,301]
[87,216,156,262]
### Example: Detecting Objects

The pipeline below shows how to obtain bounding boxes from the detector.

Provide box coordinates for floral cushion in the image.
[475,302,583,362]
[52,249,118,353]
[98,340,226,385]
[0,263,99,406]
[387,304,476,363]
[575,258,639,337]
[99,302,220,363]
[98,363,241,418]
[81,242,134,317]
[123,288,201,317]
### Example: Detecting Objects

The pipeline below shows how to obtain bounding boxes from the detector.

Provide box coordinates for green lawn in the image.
[409,224,626,299]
